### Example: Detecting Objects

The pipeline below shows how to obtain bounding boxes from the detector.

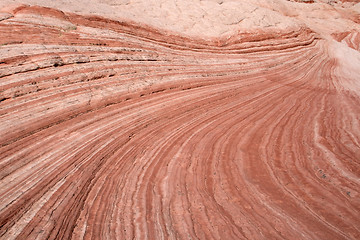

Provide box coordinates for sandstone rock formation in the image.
[0,1,359,239]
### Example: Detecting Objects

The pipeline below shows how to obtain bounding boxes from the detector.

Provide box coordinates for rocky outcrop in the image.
[0,2,359,240]
[333,30,360,50]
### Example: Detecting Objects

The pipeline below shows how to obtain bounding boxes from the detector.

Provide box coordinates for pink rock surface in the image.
[0,1,359,239]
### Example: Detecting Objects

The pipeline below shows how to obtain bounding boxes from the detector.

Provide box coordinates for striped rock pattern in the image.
[0,5,360,240]
[333,30,360,51]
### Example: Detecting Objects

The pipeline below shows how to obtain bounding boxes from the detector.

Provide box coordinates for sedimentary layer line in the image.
[0,5,359,240]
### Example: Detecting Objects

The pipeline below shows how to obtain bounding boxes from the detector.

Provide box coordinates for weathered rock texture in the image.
[0,1,359,239]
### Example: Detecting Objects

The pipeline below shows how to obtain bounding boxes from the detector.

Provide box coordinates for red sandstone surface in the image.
[0,0,360,239]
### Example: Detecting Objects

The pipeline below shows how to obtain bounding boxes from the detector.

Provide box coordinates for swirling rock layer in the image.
[0,2,360,240]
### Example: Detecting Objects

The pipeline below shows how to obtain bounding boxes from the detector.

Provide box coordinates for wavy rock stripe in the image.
[333,30,360,51]
[0,5,359,240]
